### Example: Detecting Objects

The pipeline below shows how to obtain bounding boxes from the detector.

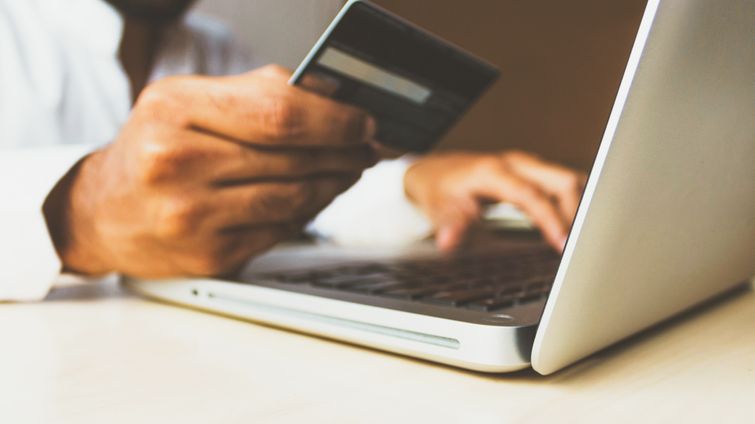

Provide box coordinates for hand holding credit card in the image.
[289,0,500,152]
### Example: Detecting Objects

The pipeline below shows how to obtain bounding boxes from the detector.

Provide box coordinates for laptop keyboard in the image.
[255,249,560,312]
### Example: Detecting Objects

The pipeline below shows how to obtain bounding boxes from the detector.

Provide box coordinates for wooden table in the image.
[2,278,753,423]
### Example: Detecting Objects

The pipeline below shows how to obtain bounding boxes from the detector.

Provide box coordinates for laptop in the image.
[125,0,755,375]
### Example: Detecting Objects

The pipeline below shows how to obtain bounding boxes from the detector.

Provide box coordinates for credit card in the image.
[290,0,500,152]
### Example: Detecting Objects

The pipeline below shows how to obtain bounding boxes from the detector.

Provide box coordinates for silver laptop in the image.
[125,0,755,375]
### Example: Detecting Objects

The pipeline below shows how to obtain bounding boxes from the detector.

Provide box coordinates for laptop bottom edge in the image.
[124,277,538,373]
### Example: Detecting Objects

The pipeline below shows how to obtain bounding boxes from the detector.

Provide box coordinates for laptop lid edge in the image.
[530,0,661,376]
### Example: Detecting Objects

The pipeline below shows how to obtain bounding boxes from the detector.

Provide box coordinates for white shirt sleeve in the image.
[308,157,434,247]
[0,146,93,301]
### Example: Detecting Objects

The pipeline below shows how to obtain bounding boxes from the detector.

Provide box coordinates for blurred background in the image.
[196,0,646,170]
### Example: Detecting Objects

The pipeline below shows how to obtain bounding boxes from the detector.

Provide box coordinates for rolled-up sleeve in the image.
[308,157,434,248]
[0,146,93,301]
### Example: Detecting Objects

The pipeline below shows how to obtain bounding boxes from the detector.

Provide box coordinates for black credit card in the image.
[289,0,500,152]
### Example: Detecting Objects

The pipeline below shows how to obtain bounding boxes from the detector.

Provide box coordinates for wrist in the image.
[43,153,111,275]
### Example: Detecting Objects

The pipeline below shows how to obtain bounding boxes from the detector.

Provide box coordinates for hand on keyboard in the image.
[404,151,586,252]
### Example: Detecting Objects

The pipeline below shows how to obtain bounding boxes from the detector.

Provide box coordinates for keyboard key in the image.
[525,284,549,296]
[518,293,546,304]
[490,286,522,298]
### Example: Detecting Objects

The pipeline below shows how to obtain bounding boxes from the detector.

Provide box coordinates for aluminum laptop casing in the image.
[532,0,755,374]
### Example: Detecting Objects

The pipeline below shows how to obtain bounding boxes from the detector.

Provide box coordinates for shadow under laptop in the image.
[43,275,133,303]
[484,281,753,383]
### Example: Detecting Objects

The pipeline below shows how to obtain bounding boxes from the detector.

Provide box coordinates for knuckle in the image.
[502,150,531,162]
[135,79,190,127]
[137,141,173,185]
[259,95,304,140]
[475,156,503,175]
[259,64,290,78]
[136,80,175,110]
[136,137,186,185]
[155,197,203,239]
[135,83,167,110]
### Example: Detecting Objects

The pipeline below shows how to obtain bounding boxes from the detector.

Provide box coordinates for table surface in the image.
[2,277,753,424]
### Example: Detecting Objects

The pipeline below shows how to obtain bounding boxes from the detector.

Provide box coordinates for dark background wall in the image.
[371,0,646,169]
[197,0,647,169]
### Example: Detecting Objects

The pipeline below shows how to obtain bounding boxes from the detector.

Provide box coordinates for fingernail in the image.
[560,236,568,251]
[437,227,452,247]
[437,227,459,251]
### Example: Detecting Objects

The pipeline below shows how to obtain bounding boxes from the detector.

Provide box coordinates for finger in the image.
[254,64,295,80]
[214,145,377,185]
[208,175,360,229]
[172,129,377,184]
[298,72,341,97]
[433,198,481,252]
[472,169,568,251]
[178,224,292,277]
[501,151,585,224]
[262,65,340,98]
[137,67,376,148]
[437,223,465,252]
[220,224,297,275]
